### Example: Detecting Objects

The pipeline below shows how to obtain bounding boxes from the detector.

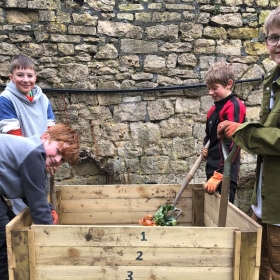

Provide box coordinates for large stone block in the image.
[27,0,61,10]
[58,63,89,82]
[130,122,161,147]
[98,21,143,39]
[68,25,96,35]
[114,102,147,122]
[146,24,178,40]
[6,10,38,23]
[121,39,158,54]
[148,99,175,121]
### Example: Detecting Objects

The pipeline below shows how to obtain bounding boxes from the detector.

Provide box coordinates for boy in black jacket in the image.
[202,62,246,203]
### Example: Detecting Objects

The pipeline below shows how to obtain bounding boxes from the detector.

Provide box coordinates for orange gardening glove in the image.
[51,209,59,225]
[217,121,241,139]
[204,171,223,195]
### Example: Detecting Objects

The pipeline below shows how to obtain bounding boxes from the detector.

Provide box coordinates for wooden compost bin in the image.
[6,184,261,280]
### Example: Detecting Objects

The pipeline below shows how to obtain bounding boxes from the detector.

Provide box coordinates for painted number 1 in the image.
[141,231,147,241]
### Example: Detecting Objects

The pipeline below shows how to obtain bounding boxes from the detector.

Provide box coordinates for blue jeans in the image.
[0,196,15,280]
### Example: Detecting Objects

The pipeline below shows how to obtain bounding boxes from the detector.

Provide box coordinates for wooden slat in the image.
[6,208,32,280]
[60,210,192,225]
[204,194,219,226]
[11,230,30,280]
[28,229,36,280]
[36,266,233,280]
[192,188,204,226]
[56,184,202,200]
[60,197,192,213]
[32,225,237,248]
[233,230,241,280]
[204,211,217,227]
[35,246,233,267]
[239,231,258,280]
[204,193,262,231]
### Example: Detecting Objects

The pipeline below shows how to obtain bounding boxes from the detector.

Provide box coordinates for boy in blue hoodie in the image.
[0,55,56,214]
[0,123,80,280]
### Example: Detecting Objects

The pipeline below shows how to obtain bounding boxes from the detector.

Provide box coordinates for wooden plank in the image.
[192,188,204,226]
[28,229,36,280]
[239,231,258,280]
[204,194,220,226]
[6,208,32,280]
[32,225,237,248]
[56,184,203,200]
[255,227,262,267]
[11,230,30,280]
[60,197,192,213]
[204,211,217,227]
[60,210,192,225]
[35,246,233,267]
[36,266,232,280]
[204,194,262,231]
[233,230,241,280]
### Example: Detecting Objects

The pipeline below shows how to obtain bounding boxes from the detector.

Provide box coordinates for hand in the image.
[46,166,58,176]
[51,209,58,225]
[204,171,223,195]
[217,121,241,139]
[201,147,208,161]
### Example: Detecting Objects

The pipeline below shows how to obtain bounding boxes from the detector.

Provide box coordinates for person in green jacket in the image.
[217,7,280,280]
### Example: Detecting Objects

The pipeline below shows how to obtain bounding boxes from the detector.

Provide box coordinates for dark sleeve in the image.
[19,147,53,224]
[204,108,213,146]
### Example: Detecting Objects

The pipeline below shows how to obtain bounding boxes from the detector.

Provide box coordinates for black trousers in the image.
[216,181,237,204]
[0,196,15,280]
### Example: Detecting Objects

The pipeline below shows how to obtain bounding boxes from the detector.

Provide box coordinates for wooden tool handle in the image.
[218,138,238,227]
[50,175,57,210]
[173,140,210,206]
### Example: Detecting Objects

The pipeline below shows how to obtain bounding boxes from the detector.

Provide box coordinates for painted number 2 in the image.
[126,271,133,280]
[136,251,143,260]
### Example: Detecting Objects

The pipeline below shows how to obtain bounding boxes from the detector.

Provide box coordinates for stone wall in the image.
[0,0,275,193]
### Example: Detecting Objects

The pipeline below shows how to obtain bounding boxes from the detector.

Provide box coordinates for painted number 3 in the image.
[126,271,133,280]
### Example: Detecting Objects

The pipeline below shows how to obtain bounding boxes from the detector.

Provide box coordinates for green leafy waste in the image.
[153,204,177,226]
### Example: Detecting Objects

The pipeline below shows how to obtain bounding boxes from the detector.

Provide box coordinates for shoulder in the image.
[34,85,50,101]
[0,134,42,157]
[1,88,12,98]
[0,134,29,150]
[266,64,279,76]
[227,95,246,107]
[206,106,215,117]
[0,93,16,111]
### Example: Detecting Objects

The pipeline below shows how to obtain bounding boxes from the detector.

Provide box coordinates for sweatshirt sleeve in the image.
[18,147,53,224]
[0,95,21,133]
[233,122,280,155]
[47,100,55,127]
